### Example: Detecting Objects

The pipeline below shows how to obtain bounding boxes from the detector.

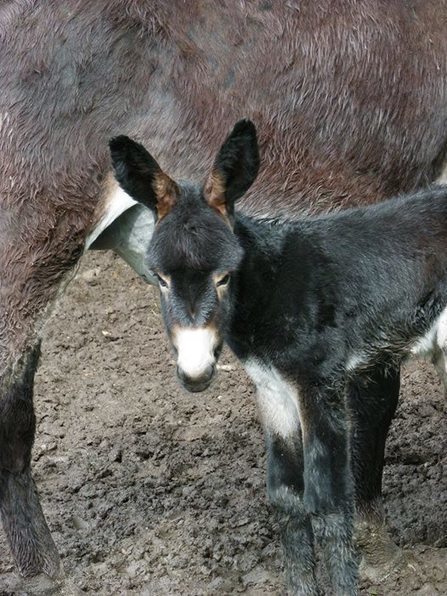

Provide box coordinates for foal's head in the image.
[110,120,259,392]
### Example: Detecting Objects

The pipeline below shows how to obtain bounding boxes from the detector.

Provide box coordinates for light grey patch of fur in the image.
[268,484,306,516]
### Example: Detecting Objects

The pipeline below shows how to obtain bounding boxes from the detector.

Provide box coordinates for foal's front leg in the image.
[247,362,320,595]
[266,433,320,595]
[300,381,358,595]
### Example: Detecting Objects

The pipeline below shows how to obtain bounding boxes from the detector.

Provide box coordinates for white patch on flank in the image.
[432,308,447,389]
[174,327,218,380]
[410,324,438,357]
[244,359,300,438]
[409,306,447,390]
[85,182,138,250]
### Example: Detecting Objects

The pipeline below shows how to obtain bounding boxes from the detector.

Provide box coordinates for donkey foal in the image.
[110,121,447,595]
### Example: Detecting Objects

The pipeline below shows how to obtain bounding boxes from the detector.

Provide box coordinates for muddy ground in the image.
[0,250,446,595]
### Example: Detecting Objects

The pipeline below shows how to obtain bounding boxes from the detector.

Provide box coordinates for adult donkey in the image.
[1,0,447,592]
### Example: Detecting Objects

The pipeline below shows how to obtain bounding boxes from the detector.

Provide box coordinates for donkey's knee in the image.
[266,434,309,528]
[303,429,353,517]
[0,344,40,473]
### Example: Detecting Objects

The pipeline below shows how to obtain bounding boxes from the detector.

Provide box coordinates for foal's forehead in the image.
[148,184,243,272]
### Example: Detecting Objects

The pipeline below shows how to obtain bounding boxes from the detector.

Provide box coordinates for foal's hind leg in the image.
[348,361,402,581]
[0,343,61,581]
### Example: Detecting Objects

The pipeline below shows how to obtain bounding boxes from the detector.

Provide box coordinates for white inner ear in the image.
[174,327,217,379]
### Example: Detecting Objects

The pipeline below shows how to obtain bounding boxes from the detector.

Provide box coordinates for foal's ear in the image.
[109,136,178,221]
[204,119,260,218]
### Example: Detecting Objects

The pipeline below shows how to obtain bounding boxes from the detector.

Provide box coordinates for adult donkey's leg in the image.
[0,343,61,579]
[0,209,88,586]
[348,361,402,580]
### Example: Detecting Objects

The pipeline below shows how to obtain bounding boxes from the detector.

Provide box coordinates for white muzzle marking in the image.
[174,327,217,380]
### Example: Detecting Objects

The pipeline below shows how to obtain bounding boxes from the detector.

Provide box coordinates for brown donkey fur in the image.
[1,0,447,591]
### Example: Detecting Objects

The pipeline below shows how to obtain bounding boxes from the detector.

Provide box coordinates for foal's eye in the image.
[216,273,230,287]
[155,273,169,288]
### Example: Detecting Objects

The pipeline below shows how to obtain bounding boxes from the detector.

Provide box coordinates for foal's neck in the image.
[228,213,315,360]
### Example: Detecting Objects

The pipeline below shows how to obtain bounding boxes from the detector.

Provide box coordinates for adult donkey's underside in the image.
[1,0,447,589]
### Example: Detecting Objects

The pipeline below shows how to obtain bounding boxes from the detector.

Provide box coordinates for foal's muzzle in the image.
[172,325,220,392]
[176,363,216,392]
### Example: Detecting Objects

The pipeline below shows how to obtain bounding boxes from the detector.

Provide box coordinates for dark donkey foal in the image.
[110,121,447,595]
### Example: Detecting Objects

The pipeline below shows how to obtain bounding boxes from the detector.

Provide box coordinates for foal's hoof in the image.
[0,572,81,595]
